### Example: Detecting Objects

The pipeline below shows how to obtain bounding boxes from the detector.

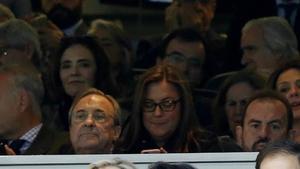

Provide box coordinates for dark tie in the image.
[9,139,26,155]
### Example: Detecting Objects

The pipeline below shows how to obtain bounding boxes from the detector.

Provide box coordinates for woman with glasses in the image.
[114,63,222,153]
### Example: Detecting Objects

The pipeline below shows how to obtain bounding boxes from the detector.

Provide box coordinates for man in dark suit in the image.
[0,62,68,155]
[226,0,300,71]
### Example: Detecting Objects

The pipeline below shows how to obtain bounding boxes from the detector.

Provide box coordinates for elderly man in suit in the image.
[68,88,121,154]
[226,0,300,71]
[0,62,67,155]
[240,16,299,79]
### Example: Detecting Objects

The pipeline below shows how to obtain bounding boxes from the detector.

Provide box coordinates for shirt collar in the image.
[19,123,43,144]
[63,19,83,36]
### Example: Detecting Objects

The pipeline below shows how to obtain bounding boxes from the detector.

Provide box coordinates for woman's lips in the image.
[68,80,84,84]
[291,101,300,110]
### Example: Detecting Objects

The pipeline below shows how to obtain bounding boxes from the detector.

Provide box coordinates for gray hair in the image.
[0,18,42,68]
[89,158,137,169]
[87,19,131,50]
[0,62,44,116]
[88,19,123,37]
[0,4,15,20]
[242,16,299,61]
[68,88,121,126]
[256,140,300,169]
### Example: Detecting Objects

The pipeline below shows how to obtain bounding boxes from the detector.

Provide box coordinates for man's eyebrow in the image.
[242,45,256,50]
[248,119,261,124]
[74,109,86,113]
[166,51,185,56]
[77,59,91,63]
[61,60,71,64]
[267,119,283,125]
[94,109,105,113]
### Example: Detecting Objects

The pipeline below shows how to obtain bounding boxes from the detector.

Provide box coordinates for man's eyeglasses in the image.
[165,53,203,67]
[72,111,112,123]
[143,98,181,112]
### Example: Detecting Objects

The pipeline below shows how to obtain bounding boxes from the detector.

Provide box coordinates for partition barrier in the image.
[0,153,258,169]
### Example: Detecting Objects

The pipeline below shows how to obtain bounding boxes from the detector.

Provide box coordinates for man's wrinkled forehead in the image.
[245,98,288,119]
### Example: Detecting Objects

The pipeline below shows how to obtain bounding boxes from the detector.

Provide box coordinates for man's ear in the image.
[235,125,243,147]
[24,43,34,60]
[16,89,30,113]
[113,125,121,141]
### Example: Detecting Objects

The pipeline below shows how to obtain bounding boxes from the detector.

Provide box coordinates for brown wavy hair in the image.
[114,63,204,152]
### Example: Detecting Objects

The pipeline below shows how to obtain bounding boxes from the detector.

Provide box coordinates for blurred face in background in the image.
[276,68,300,120]
[41,0,83,29]
[164,38,205,87]
[60,44,96,97]
[92,28,123,78]
[165,0,216,32]
[276,68,300,142]
[241,26,280,78]
[225,82,256,138]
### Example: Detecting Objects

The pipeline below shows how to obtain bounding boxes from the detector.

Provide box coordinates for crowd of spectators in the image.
[0,0,299,164]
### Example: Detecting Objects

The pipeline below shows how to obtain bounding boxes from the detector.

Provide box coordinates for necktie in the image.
[9,139,26,155]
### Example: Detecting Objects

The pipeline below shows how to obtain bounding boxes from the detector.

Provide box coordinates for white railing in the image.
[0,153,258,169]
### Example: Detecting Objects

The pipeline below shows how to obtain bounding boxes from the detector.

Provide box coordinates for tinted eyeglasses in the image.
[143,98,181,112]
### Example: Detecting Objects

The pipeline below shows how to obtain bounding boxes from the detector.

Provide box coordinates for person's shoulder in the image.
[217,135,243,152]
[188,129,242,152]
[26,125,70,155]
[187,128,219,152]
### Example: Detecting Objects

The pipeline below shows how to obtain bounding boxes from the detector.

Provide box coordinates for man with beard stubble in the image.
[40,0,87,36]
[236,90,295,152]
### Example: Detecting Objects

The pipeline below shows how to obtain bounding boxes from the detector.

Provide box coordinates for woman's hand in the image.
[140,147,168,154]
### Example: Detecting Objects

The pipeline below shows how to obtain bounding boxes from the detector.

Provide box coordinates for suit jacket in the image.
[24,125,69,155]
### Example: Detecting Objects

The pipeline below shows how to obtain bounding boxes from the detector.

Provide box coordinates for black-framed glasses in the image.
[165,53,203,67]
[143,98,181,112]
